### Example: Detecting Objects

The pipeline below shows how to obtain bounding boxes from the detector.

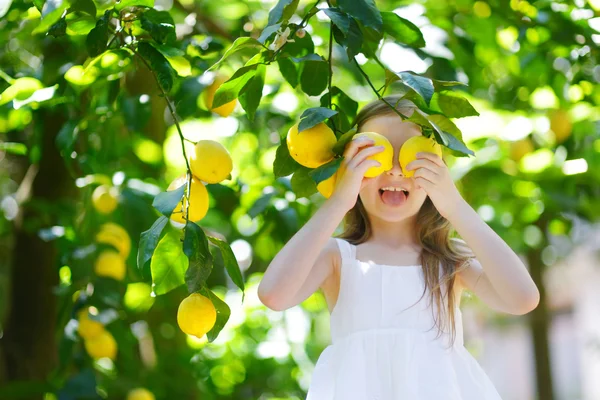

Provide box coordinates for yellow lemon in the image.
[177,293,217,338]
[95,222,131,259]
[316,171,338,198]
[94,249,126,280]
[189,140,233,184]
[549,109,572,144]
[127,388,155,400]
[509,138,535,162]
[202,73,237,117]
[286,122,337,169]
[352,132,393,178]
[78,308,104,339]
[399,135,443,178]
[84,330,117,360]
[92,184,118,214]
[167,174,209,224]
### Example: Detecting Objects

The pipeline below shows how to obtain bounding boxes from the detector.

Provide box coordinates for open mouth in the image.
[379,186,409,206]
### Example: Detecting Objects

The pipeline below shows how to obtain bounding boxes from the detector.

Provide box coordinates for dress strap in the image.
[334,238,356,265]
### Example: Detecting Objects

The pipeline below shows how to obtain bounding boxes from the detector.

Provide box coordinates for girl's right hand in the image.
[329,136,385,213]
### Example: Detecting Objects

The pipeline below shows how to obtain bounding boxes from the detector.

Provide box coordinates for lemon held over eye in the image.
[399,135,443,178]
[352,132,393,178]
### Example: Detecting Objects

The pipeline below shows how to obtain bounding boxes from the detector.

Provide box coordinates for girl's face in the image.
[358,114,429,223]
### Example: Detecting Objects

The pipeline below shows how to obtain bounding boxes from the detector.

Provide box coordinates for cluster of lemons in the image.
[77,307,117,361]
[285,121,443,197]
[93,222,131,281]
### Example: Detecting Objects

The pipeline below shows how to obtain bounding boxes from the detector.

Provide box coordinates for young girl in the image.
[258,96,540,399]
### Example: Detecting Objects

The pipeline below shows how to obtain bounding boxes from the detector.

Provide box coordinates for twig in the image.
[327,20,337,134]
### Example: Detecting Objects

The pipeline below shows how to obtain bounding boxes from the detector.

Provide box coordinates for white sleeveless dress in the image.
[306,238,503,400]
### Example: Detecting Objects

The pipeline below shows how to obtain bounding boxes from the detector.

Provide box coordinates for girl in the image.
[258,96,540,399]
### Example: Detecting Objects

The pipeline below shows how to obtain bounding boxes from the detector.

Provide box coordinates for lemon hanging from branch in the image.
[167,174,209,223]
[286,122,337,169]
[189,140,233,184]
[84,330,117,360]
[177,293,217,338]
[202,73,237,117]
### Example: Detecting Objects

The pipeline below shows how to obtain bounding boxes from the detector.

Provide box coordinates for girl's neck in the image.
[367,214,419,248]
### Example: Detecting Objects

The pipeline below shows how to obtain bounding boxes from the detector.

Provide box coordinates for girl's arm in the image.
[257,198,346,311]
[449,200,540,315]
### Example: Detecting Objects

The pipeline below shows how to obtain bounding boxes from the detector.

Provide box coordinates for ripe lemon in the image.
[167,174,209,224]
[549,109,572,144]
[95,222,131,259]
[177,293,217,338]
[92,185,118,214]
[399,135,443,178]
[94,249,126,280]
[84,330,117,360]
[78,308,104,339]
[202,73,237,117]
[352,132,393,178]
[316,170,338,198]
[189,140,233,184]
[286,122,337,169]
[509,138,535,162]
[127,388,155,400]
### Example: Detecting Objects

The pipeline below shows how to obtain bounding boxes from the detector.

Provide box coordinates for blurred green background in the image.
[1,0,599,399]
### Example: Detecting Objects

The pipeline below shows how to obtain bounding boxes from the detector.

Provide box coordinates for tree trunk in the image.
[528,217,555,400]
[1,107,73,396]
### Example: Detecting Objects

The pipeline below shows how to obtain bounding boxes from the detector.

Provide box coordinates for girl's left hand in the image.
[405,152,464,219]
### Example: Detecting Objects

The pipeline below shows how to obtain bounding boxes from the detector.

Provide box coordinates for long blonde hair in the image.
[337,95,474,347]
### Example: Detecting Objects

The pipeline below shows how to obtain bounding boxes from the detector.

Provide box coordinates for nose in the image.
[386,149,404,177]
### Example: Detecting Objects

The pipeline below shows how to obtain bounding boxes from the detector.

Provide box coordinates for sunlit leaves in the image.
[137,216,169,271]
[431,91,479,118]
[212,64,258,109]
[381,11,425,48]
[0,77,44,105]
[64,65,98,87]
[70,0,96,16]
[0,142,27,155]
[277,57,298,87]
[325,8,363,61]
[151,226,187,295]
[32,0,71,35]
[320,86,358,133]
[207,37,264,72]
[239,63,266,121]
[115,0,153,11]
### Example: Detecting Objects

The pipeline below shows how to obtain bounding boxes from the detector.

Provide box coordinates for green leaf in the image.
[208,37,264,71]
[239,63,266,122]
[267,0,299,26]
[55,119,79,152]
[257,23,281,44]
[69,0,96,16]
[137,41,175,93]
[332,129,356,155]
[381,11,425,48]
[431,91,479,118]
[248,192,275,218]
[432,79,467,90]
[309,157,343,185]
[141,9,176,45]
[152,181,184,217]
[399,71,434,105]
[337,0,382,33]
[329,12,363,61]
[357,19,383,58]
[85,10,110,57]
[320,86,358,133]
[300,60,329,96]
[212,64,258,109]
[291,168,318,198]
[32,0,71,35]
[197,286,230,343]
[137,216,169,271]
[184,222,213,293]
[66,15,96,36]
[207,235,245,295]
[151,227,187,295]
[0,77,44,105]
[324,8,351,35]
[48,17,67,37]
[115,0,153,11]
[277,57,298,87]
[273,140,300,177]
[0,142,27,155]
[298,107,338,132]
[165,56,191,77]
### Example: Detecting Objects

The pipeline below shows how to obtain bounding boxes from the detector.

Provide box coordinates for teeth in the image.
[380,187,408,193]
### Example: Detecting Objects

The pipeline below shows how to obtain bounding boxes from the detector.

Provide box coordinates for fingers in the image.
[356,159,382,176]
[347,145,384,170]
[343,136,375,162]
